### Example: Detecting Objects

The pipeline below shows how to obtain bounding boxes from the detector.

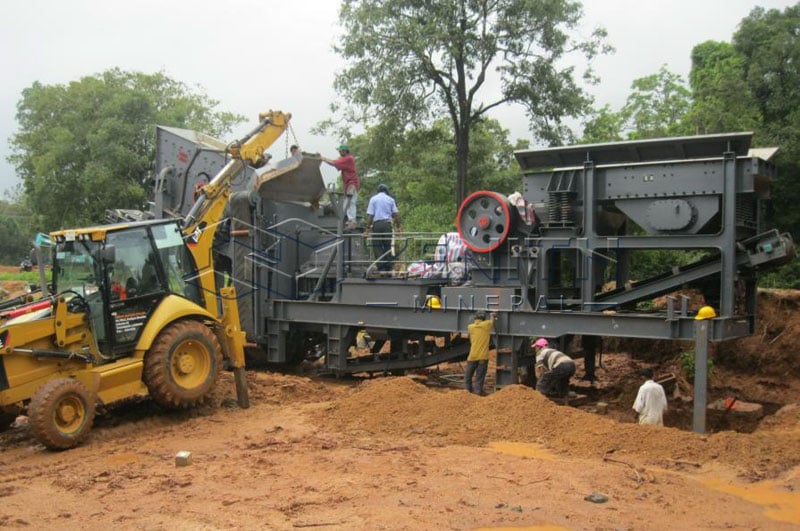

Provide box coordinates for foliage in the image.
[619,65,693,139]
[0,271,49,283]
[758,258,800,290]
[579,65,693,142]
[8,69,243,231]
[684,40,761,135]
[580,105,624,144]
[351,118,519,234]
[679,350,713,381]
[628,249,709,283]
[732,6,800,244]
[328,0,610,206]
[0,200,35,264]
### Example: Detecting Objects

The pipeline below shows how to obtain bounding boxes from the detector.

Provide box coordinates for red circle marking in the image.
[477,216,490,229]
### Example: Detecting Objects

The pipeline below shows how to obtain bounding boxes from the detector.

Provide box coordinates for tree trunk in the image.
[455,125,469,208]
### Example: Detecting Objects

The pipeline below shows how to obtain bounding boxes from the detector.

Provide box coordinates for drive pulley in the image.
[456,191,518,253]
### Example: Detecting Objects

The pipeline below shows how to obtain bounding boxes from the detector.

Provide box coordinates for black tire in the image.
[28,378,96,450]
[143,320,222,409]
[0,412,17,432]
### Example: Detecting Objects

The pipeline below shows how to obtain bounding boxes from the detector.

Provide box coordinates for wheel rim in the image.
[54,395,86,435]
[169,338,211,389]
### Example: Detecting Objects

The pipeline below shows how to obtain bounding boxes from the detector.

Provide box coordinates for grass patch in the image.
[0,271,51,283]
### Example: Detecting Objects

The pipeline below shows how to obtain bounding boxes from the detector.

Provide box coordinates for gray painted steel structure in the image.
[146,128,793,433]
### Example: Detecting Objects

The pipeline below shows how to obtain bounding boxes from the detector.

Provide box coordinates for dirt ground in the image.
[1,274,800,530]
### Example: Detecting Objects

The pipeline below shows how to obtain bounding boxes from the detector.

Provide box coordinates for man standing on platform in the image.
[323,144,360,229]
[364,184,401,272]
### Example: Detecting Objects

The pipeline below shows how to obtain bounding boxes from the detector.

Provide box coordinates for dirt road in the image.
[1,372,798,530]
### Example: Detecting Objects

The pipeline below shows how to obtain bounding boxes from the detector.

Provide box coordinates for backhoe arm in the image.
[179,110,290,409]
[182,110,291,318]
[183,110,291,233]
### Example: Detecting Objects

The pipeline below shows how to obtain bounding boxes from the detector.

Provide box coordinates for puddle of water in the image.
[487,441,556,460]
[698,475,800,524]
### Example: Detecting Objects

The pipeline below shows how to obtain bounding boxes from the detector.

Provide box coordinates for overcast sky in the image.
[0,0,796,196]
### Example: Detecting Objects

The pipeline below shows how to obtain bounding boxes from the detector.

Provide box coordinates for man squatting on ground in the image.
[465,311,495,395]
[532,338,576,397]
[632,367,668,425]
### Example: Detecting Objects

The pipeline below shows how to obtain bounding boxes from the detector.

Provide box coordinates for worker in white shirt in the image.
[632,368,668,426]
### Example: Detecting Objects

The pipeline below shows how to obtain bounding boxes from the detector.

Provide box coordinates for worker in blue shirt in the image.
[364,184,401,272]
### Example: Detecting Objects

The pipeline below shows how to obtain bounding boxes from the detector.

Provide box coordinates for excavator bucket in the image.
[254,155,326,204]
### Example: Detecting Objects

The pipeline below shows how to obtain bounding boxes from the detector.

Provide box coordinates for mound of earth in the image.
[318,377,799,479]
[1,374,799,529]
[611,289,800,377]
[716,289,800,377]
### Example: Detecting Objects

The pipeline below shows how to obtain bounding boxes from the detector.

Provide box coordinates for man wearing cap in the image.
[465,312,495,395]
[323,144,361,229]
[364,184,401,272]
[532,338,576,398]
[632,368,668,425]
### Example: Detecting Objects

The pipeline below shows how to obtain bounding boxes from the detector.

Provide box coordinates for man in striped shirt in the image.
[532,338,576,398]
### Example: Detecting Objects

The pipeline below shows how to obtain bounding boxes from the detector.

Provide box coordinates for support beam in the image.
[693,319,711,433]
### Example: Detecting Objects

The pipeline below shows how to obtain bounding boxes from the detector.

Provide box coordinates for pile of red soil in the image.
[317,377,799,478]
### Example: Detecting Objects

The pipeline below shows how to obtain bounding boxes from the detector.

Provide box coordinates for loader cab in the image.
[52,219,203,357]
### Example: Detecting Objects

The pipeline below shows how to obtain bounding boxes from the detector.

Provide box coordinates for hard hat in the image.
[475,311,487,320]
[695,306,717,320]
[533,338,548,349]
[425,296,441,309]
[337,144,349,152]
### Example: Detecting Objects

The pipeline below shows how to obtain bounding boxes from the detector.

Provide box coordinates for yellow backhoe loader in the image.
[0,110,291,449]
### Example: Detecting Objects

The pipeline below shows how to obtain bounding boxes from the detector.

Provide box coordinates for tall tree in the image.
[329,0,609,207]
[352,118,519,233]
[580,104,625,143]
[685,41,761,135]
[8,69,243,230]
[620,65,692,139]
[0,199,34,264]
[733,5,800,241]
[578,66,692,143]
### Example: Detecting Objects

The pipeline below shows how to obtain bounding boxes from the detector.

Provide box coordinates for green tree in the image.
[580,104,625,143]
[0,199,34,264]
[620,65,693,139]
[352,118,519,234]
[328,0,610,207]
[8,69,243,230]
[685,41,761,135]
[733,5,800,242]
